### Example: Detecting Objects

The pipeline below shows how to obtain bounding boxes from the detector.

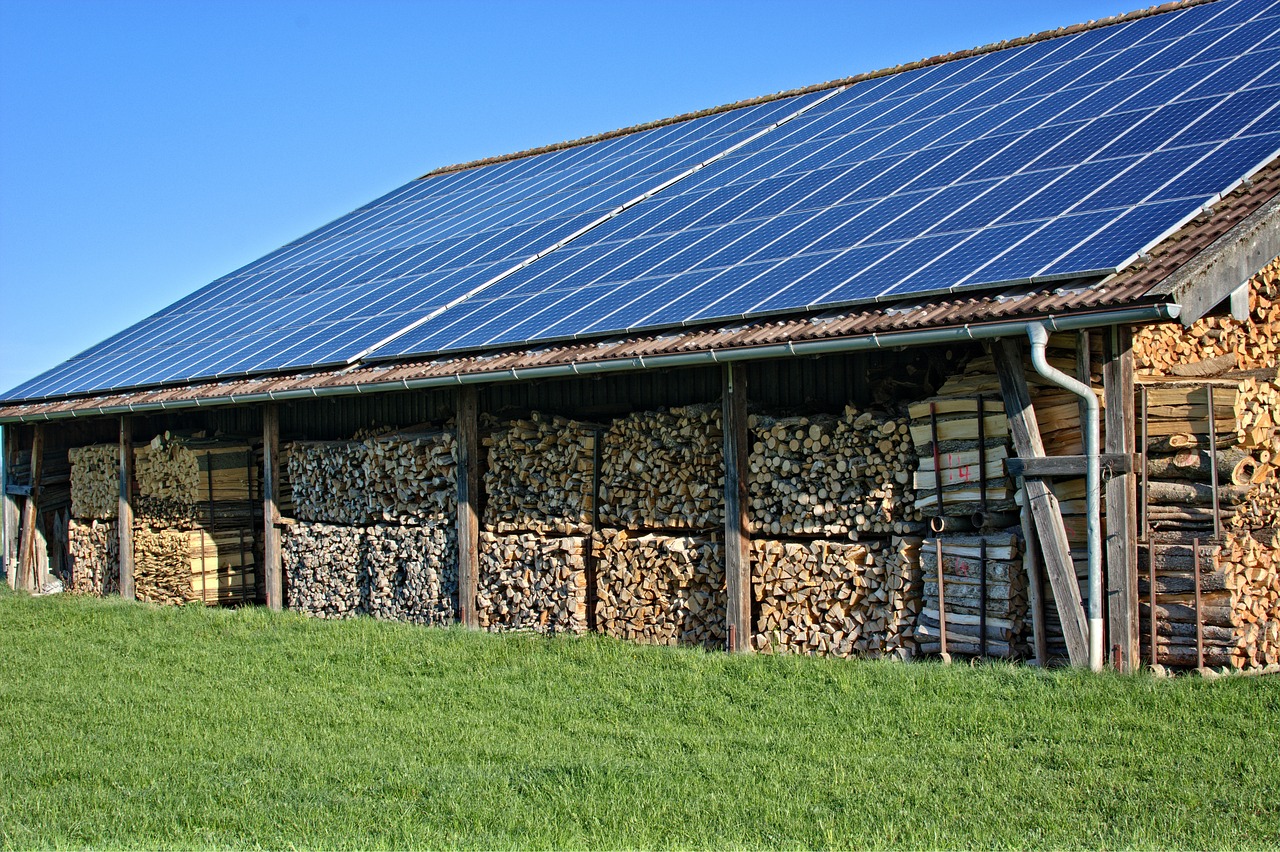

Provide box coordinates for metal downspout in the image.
[1026,321,1103,672]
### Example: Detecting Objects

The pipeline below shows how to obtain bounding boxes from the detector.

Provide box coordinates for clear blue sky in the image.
[0,0,1128,397]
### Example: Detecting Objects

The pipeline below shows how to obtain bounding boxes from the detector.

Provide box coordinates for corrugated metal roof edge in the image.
[2,146,1275,424]
[418,0,1212,180]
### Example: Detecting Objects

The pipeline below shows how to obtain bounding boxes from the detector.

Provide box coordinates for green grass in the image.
[1,590,1277,850]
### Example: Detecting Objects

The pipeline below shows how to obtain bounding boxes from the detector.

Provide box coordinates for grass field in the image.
[1,589,1277,849]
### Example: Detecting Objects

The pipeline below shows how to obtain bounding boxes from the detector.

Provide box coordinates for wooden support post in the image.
[263,404,282,611]
[2,424,20,589]
[456,387,480,629]
[1103,326,1139,671]
[16,424,44,592]
[118,416,135,601]
[994,338,1090,667]
[722,363,751,653]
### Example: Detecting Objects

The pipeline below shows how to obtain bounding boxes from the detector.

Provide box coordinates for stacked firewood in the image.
[908,359,1016,518]
[134,439,200,522]
[752,536,922,658]
[594,528,725,647]
[483,413,595,534]
[67,518,118,595]
[477,532,588,634]
[281,520,458,625]
[1134,258,1278,374]
[914,533,1027,658]
[190,528,258,606]
[287,430,456,525]
[133,527,198,606]
[67,445,118,519]
[747,408,922,537]
[1138,374,1280,669]
[599,404,723,530]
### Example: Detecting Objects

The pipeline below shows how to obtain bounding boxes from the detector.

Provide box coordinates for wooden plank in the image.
[1005,454,1133,478]
[263,404,282,612]
[119,416,135,601]
[908,415,1008,446]
[1103,326,1139,672]
[722,363,751,653]
[16,424,44,592]
[994,338,1089,667]
[456,387,479,629]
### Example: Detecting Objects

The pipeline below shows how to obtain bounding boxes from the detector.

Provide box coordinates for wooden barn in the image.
[3,0,1279,673]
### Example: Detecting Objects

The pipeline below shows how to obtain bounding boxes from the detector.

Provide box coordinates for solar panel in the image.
[374,0,1280,359]
[6,0,1280,403]
[5,91,830,400]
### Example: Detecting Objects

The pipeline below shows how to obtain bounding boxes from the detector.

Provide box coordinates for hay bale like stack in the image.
[67,445,118,520]
[915,533,1026,658]
[133,527,198,605]
[748,407,922,538]
[599,404,723,530]
[594,529,725,647]
[483,413,595,534]
[752,536,923,658]
[67,518,118,596]
[477,533,587,634]
[281,520,457,625]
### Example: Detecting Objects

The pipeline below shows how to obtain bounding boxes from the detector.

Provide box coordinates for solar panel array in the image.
[7,0,1280,402]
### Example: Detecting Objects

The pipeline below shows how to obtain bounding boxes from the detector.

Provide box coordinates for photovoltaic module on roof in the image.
[5,0,1280,403]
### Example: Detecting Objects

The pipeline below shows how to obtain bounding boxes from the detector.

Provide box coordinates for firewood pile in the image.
[599,404,723,530]
[483,413,595,534]
[752,536,922,658]
[594,528,725,647]
[67,518,118,595]
[133,527,198,606]
[67,444,118,519]
[477,532,588,634]
[134,439,200,522]
[914,533,1027,658]
[287,429,456,525]
[747,408,922,538]
[281,520,458,625]
[1134,258,1278,375]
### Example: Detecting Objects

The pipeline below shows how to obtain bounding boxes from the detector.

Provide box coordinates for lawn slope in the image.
[1,590,1277,849]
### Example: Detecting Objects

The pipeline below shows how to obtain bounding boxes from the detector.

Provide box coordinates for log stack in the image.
[67,445,118,520]
[594,528,725,648]
[134,439,200,523]
[477,532,588,634]
[747,408,922,538]
[599,405,723,530]
[281,520,457,625]
[133,527,198,606]
[751,536,922,658]
[483,413,595,534]
[67,518,118,596]
[287,440,378,526]
[914,533,1027,658]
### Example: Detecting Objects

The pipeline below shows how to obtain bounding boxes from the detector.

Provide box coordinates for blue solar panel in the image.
[7,0,1280,403]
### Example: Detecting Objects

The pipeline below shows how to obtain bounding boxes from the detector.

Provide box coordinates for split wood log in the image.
[67,445,119,520]
[133,527,198,606]
[914,532,1027,656]
[477,532,587,634]
[67,518,119,595]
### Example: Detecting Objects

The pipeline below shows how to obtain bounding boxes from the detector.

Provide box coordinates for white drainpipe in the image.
[1026,321,1103,672]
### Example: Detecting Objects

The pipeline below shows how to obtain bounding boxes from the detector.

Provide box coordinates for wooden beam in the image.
[2,424,19,589]
[263,404,283,611]
[1104,326,1139,672]
[722,363,751,653]
[1005,454,1133,478]
[993,338,1089,667]
[456,387,480,629]
[16,424,44,592]
[118,417,135,601]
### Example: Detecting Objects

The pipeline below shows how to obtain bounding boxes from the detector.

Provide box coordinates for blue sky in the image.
[0,0,1127,397]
